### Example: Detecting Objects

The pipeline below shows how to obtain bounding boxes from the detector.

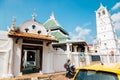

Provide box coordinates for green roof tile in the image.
[43,13,70,42]
[44,19,61,29]
[43,18,69,35]
[51,31,70,41]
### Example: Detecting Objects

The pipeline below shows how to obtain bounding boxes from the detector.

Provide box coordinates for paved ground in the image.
[52,76,68,80]
[0,72,69,80]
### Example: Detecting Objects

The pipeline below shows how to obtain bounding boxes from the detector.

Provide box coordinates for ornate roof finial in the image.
[32,9,37,20]
[100,3,104,8]
[12,16,16,23]
[11,16,16,31]
[47,29,51,36]
[50,11,55,19]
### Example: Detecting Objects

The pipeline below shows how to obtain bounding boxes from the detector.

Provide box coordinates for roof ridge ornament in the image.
[50,11,55,19]
[100,3,104,7]
[100,3,105,9]
[32,9,37,20]
[11,16,16,31]
[47,29,51,36]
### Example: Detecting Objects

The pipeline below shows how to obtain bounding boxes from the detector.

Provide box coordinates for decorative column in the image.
[84,46,88,53]
[13,39,22,76]
[48,44,54,73]
[66,43,70,51]
[66,43,72,59]
[73,46,77,52]
[66,43,70,58]
[84,46,90,65]
[42,42,48,73]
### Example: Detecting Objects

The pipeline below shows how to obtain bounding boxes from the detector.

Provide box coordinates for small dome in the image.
[19,20,47,35]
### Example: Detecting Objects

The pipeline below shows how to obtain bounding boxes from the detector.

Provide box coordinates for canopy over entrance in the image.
[8,31,58,42]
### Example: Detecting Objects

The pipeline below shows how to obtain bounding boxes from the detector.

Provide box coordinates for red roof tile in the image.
[8,31,58,42]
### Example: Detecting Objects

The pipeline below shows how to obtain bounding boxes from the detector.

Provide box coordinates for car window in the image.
[74,70,118,80]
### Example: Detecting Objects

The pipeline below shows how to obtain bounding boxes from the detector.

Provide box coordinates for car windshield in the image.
[74,70,118,80]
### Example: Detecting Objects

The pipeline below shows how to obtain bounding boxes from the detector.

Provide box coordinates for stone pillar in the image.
[42,42,54,73]
[66,43,70,58]
[7,38,13,77]
[73,46,77,52]
[85,54,90,65]
[84,46,90,65]
[66,43,72,59]
[48,44,54,73]
[13,39,22,76]
[23,50,27,68]
[85,46,88,53]
[66,43,70,51]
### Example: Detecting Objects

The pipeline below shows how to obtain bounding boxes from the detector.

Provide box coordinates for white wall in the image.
[53,52,67,72]
[13,39,22,76]
[0,31,13,78]
[42,42,55,73]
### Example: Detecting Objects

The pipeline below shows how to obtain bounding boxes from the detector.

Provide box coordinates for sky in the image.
[0,0,120,44]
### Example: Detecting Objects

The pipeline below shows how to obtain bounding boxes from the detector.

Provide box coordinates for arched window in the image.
[38,30,41,34]
[98,12,101,17]
[32,25,36,29]
[104,43,107,46]
[102,10,105,15]
[25,28,29,32]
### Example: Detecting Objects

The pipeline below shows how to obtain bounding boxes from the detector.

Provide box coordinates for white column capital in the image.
[85,46,88,53]
[73,45,78,52]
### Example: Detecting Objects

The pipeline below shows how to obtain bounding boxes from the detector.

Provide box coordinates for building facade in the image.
[0,12,88,78]
[93,4,120,63]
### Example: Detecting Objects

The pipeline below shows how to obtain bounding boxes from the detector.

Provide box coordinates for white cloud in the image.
[82,22,91,27]
[69,26,91,41]
[111,12,120,30]
[111,2,120,11]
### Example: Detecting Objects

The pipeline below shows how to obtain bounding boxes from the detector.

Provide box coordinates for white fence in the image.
[100,54,120,63]
[53,52,67,72]
[53,51,120,72]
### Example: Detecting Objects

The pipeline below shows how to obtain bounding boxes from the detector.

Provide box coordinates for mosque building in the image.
[0,3,120,78]
[93,4,120,63]
[0,12,87,78]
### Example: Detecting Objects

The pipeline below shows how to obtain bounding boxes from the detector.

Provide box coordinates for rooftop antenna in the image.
[32,9,37,20]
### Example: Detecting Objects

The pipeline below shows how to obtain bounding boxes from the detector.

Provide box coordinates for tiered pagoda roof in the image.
[43,12,70,42]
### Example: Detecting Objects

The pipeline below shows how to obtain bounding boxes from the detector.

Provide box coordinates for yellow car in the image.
[73,63,120,80]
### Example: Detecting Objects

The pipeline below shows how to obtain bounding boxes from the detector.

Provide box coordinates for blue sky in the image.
[0,0,120,43]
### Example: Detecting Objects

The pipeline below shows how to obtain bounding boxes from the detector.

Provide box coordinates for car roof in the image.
[77,63,120,75]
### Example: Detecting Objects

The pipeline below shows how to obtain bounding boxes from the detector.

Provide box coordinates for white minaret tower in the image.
[96,3,118,55]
